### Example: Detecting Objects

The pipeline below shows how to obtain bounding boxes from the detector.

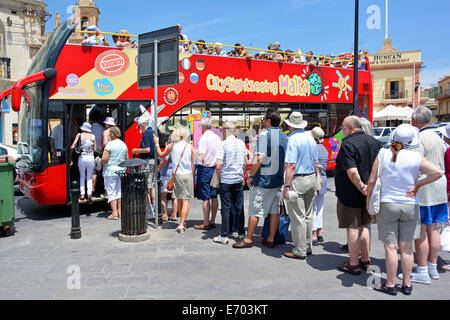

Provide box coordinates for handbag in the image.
[210,170,219,189]
[441,226,450,253]
[261,200,290,244]
[74,134,82,155]
[368,148,385,216]
[166,142,189,192]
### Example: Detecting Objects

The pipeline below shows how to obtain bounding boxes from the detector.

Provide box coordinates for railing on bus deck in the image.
[74,30,367,69]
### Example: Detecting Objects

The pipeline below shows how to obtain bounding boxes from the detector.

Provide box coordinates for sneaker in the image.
[428,268,440,280]
[398,272,431,285]
[213,236,229,245]
[238,234,245,240]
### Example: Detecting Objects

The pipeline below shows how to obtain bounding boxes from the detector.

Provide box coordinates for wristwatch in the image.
[360,184,366,191]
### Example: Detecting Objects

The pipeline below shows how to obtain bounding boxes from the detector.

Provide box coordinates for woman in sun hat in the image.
[309,127,329,246]
[71,122,97,201]
[366,124,443,296]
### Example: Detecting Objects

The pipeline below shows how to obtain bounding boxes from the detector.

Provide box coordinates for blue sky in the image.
[43,0,450,86]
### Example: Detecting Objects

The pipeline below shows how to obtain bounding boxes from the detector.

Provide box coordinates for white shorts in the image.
[248,187,281,219]
[105,175,121,203]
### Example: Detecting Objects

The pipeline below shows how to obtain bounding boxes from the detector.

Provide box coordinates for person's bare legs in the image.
[210,198,218,225]
[243,216,259,244]
[202,200,211,226]
[170,197,178,220]
[399,241,413,287]
[384,242,398,288]
[414,225,429,267]
[427,224,441,264]
[117,199,122,217]
[347,228,361,266]
[109,199,118,217]
[179,199,189,228]
[92,174,97,194]
[359,226,371,262]
[267,213,280,243]
[161,192,168,219]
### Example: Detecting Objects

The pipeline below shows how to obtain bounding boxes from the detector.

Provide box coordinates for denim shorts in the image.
[196,166,217,200]
[420,203,449,225]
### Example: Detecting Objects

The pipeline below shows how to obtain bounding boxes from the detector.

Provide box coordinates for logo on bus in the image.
[95,50,129,77]
[163,87,179,106]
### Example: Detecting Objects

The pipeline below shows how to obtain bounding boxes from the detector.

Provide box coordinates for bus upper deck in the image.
[1,21,373,205]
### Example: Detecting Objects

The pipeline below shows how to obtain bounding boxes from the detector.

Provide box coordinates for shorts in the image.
[377,202,421,244]
[173,174,194,200]
[248,187,280,219]
[160,175,172,193]
[420,203,449,225]
[104,175,121,203]
[196,166,217,200]
[337,199,376,229]
[142,159,155,189]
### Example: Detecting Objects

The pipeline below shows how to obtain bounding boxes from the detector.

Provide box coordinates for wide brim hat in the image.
[103,117,116,126]
[284,112,308,129]
[80,122,91,133]
[389,124,420,150]
[443,123,450,139]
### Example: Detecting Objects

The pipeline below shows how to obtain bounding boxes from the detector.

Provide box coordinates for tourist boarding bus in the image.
[0,21,373,205]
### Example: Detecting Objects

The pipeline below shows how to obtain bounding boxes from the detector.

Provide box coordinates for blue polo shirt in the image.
[285,129,318,174]
[253,128,288,189]
[139,127,155,159]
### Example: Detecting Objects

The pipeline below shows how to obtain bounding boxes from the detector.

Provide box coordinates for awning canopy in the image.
[373,105,412,121]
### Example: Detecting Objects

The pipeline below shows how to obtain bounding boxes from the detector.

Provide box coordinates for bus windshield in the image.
[17,84,43,165]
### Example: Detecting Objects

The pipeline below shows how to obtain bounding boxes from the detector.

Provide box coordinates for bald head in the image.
[342,116,362,137]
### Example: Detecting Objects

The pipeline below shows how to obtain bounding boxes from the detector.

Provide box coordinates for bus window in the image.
[48,101,65,164]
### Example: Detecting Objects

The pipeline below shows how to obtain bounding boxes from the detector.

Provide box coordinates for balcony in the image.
[436,89,450,100]
[0,57,11,79]
[384,90,408,100]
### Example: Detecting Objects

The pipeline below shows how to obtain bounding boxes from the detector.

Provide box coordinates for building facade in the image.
[436,75,450,122]
[368,39,427,113]
[0,0,50,145]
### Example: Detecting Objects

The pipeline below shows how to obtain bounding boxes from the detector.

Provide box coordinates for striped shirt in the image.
[216,136,248,184]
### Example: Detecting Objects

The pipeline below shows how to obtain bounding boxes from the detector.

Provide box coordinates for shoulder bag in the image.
[166,142,189,192]
[74,134,82,155]
[368,148,385,216]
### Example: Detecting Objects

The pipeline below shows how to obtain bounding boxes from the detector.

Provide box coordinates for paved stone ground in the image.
[0,178,449,300]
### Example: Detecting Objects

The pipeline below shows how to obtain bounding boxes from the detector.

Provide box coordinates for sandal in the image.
[175,225,185,233]
[169,217,178,222]
[359,258,371,272]
[107,214,119,220]
[337,261,361,275]
[162,216,169,223]
[340,243,348,251]
[80,195,85,201]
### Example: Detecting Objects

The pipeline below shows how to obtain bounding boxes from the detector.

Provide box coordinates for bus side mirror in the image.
[11,68,57,112]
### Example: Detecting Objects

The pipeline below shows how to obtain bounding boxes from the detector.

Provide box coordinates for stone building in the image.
[368,38,427,114]
[0,0,50,145]
[436,75,450,122]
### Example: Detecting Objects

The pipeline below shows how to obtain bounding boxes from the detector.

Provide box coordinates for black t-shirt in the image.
[335,131,382,207]
[139,127,155,159]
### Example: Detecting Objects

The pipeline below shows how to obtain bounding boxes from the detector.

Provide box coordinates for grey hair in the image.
[222,121,235,137]
[214,42,223,50]
[411,106,432,124]
[360,117,374,136]
[200,118,212,129]
[348,115,362,129]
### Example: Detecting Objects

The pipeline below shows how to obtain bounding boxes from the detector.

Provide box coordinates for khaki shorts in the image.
[377,202,421,244]
[173,174,194,199]
[142,159,155,189]
[248,187,281,219]
[337,199,376,229]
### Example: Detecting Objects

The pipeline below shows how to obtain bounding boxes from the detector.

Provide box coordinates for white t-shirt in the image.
[380,148,422,205]
[197,130,222,167]
[417,128,447,206]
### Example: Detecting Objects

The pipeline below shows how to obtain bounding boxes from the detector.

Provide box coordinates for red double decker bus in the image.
[0,21,373,205]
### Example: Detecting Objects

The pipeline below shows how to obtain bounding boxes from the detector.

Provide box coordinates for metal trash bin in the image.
[116,158,150,242]
[0,159,15,237]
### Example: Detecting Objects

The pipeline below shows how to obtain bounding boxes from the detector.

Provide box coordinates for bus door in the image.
[65,102,126,201]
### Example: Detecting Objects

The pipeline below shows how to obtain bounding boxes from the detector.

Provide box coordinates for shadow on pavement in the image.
[320,241,349,254]
[15,196,109,222]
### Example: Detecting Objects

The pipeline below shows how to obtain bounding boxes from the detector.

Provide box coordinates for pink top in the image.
[445,147,450,200]
[197,129,222,167]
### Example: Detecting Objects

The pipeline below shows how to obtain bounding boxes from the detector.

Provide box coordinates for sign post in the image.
[138,26,179,229]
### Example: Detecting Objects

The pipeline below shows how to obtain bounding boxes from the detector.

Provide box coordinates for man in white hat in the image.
[282,112,319,259]
[132,115,156,211]
[102,117,116,150]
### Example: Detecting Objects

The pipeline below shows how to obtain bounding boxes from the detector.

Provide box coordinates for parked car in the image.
[0,143,18,183]
[373,126,396,147]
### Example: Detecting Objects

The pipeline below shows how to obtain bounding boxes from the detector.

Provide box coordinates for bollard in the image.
[70,180,81,239]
